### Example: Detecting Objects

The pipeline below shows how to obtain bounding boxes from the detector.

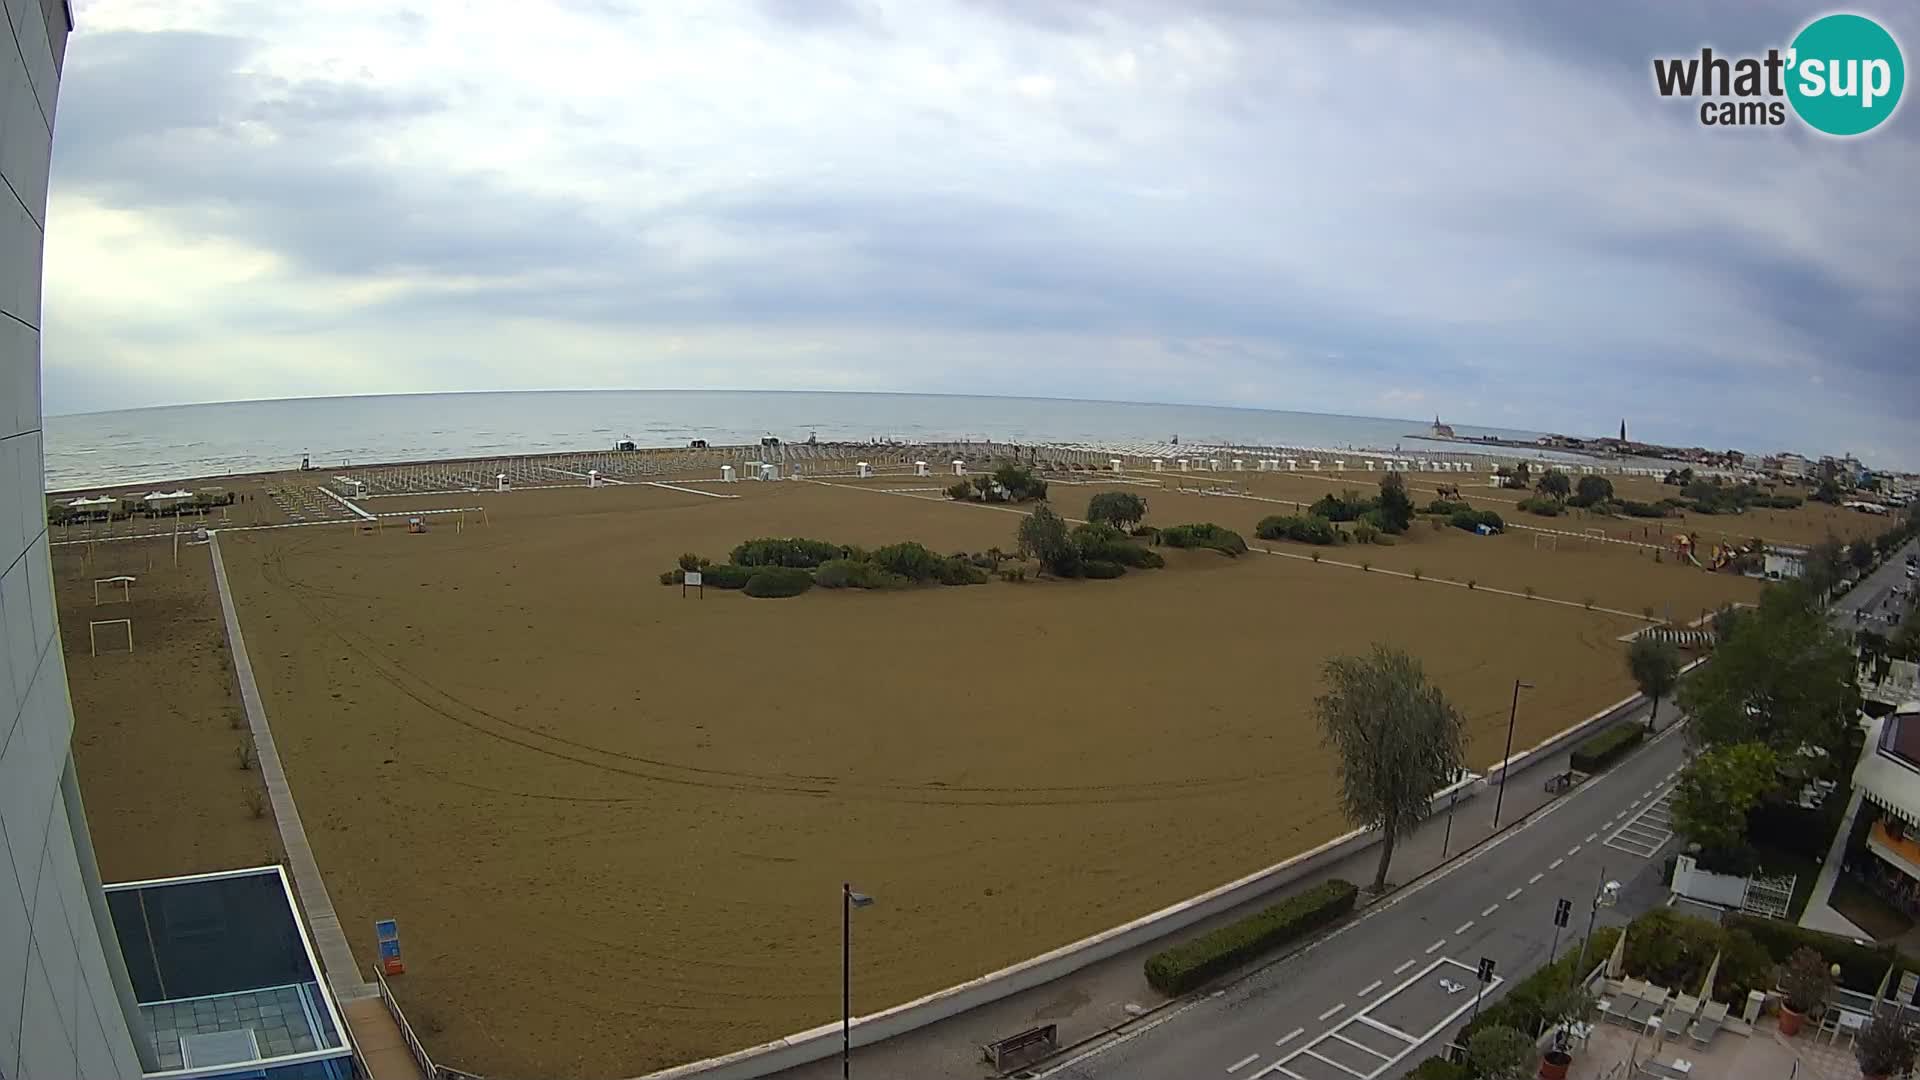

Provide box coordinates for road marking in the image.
[1506,887,1523,900]
[1630,800,1642,809]
[1393,959,1417,975]
[1586,833,1598,843]
[1318,1003,1346,1021]
[1454,920,1475,935]
[1609,813,1621,823]
[1227,1053,1260,1073]
[1357,980,1382,997]
[1529,873,1544,884]
[1331,1031,1394,1060]
[1568,845,1582,856]
[1481,904,1499,918]
[1643,788,1655,798]
[1426,939,1447,954]
[1549,858,1565,870]
[1275,1027,1305,1048]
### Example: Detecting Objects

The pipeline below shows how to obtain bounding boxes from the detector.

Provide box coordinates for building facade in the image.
[3,3,149,1078]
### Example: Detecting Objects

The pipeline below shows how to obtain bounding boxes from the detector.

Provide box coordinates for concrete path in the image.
[208,532,374,1002]
[343,997,429,1080]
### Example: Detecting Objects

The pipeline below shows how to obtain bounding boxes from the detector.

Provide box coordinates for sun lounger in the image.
[1688,1000,1728,1048]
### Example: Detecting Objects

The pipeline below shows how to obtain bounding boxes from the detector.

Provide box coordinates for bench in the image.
[983,1024,1058,1071]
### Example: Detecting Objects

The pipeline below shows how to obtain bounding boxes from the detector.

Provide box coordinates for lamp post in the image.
[843,883,875,1079]
[1572,867,1619,985]
[1491,680,1535,830]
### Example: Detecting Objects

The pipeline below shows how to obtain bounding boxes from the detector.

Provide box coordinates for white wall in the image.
[1,1,144,1076]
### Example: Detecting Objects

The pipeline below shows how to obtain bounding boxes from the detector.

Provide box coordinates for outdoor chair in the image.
[1688,1000,1728,1048]
[1667,992,1702,1023]
[1627,987,1670,1030]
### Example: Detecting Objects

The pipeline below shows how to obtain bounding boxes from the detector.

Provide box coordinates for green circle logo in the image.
[1787,13,1905,135]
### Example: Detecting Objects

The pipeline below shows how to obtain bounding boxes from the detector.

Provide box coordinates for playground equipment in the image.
[407,517,426,534]
[1673,534,1704,568]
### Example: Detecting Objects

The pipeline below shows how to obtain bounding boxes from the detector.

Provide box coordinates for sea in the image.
[43,390,1570,491]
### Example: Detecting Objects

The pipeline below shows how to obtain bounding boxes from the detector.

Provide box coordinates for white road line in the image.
[1227,1053,1260,1073]
[1549,858,1565,870]
[1317,1003,1347,1021]
[1393,959,1418,975]
[1630,800,1642,809]
[1568,845,1582,856]
[1426,939,1447,954]
[1529,872,1544,884]
[1355,1014,1422,1043]
[1609,813,1621,823]
[1481,904,1499,918]
[1331,1032,1394,1061]
[1274,1028,1305,1048]
[1300,1049,1358,1075]
[1643,788,1655,798]
[1454,920,1475,935]
[1357,980,1382,997]
[1506,887,1523,900]
[1586,833,1598,843]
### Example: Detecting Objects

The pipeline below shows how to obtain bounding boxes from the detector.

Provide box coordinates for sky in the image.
[40,1,1920,468]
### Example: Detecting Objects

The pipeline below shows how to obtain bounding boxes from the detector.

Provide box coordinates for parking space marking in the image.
[1331,1032,1394,1061]
[1605,786,1678,859]
[1228,1052,1260,1073]
[1301,1048,1363,1076]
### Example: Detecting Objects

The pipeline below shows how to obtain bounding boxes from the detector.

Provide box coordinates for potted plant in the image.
[1856,1013,1920,1080]
[1536,984,1598,1080]
[1777,947,1833,1037]
[1465,1025,1536,1080]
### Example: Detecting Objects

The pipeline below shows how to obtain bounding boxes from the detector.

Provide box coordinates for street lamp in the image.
[1491,680,1535,830]
[1571,867,1620,984]
[843,883,875,1079]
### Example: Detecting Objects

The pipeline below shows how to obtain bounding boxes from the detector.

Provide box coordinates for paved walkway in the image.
[343,997,429,1080]
[208,533,374,1002]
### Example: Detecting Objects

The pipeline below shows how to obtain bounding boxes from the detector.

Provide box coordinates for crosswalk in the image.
[1603,785,1677,858]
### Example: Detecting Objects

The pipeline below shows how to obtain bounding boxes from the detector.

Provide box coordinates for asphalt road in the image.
[1038,709,1690,1080]
[1837,539,1916,637]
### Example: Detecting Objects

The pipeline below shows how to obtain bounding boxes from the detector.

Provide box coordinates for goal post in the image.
[89,619,133,656]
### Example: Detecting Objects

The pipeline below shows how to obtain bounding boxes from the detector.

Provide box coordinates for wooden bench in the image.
[983,1024,1058,1071]
[1544,771,1575,794]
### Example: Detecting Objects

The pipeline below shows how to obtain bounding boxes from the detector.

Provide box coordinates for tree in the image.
[1537,469,1572,503]
[1672,742,1781,856]
[1572,474,1614,507]
[1628,636,1682,732]
[1015,505,1078,576]
[1086,491,1149,532]
[1314,646,1465,893]
[1376,472,1414,533]
[1849,542,1876,573]
[1804,534,1847,601]
[1466,1026,1536,1080]
[1679,585,1858,769]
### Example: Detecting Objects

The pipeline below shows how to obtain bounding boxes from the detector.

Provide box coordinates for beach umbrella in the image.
[1607,923,1629,979]
[1698,949,1722,1002]
[1872,960,1895,1014]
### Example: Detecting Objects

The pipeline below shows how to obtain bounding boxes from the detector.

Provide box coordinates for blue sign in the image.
[375,919,404,974]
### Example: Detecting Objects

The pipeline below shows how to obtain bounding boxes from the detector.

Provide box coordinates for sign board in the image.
[375,919,404,975]
[683,570,703,598]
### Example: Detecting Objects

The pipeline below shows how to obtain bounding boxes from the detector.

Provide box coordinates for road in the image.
[1836,539,1916,637]
[1037,712,1690,1080]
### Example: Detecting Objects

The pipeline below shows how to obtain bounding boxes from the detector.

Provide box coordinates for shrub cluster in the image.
[1722,914,1900,992]
[1256,514,1344,545]
[1424,499,1473,517]
[1518,495,1563,517]
[730,537,848,568]
[667,537,991,595]
[1569,723,1644,774]
[815,558,911,590]
[742,566,813,598]
[1071,522,1165,569]
[1351,521,1380,545]
[1143,880,1357,995]
[1618,499,1671,518]
[1156,523,1248,557]
[1458,924,1623,1046]
[1309,490,1377,523]
[1448,509,1505,534]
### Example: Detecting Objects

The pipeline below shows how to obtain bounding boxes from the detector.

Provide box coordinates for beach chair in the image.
[1628,987,1670,1031]
[1667,992,1702,1024]
[1688,1000,1728,1048]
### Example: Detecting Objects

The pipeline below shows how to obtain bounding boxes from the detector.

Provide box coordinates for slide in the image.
[1686,550,1703,568]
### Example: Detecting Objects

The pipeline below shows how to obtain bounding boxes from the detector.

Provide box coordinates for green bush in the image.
[935,556,989,586]
[1461,924,1622,1044]
[871,541,945,581]
[1352,521,1381,545]
[1722,914,1899,991]
[1619,500,1670,518]
[701,564,755,589]
[1449,509,1505,533]
[1407,1058,1471,1080]
[1310,490,1376,522]
[1257,515,1340,545]
[1158,523,1248,557]
[1569,723,1644,773]
[945,481,974,501]
[1143,880,1357,994]
[1518,496,1563,517]
[1083,559,1125,579]
[814,558,910,590]
[1129,525,1159,539]
[677,552,705,572]
[1425,499,1473,516]
[659,569,684,585]
[743,566,813,598]
[731,537,846,568]
[1087,492,1150,531]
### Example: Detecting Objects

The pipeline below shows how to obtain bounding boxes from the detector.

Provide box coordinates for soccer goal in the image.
[89,619,133,656]
[1532,533,1558,551]
[92,576,134,605]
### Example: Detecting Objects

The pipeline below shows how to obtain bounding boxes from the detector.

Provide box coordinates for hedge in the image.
[1722,914,1899,992]
[1407,1058,1471,1080]
[743,566,813,598]
[1424,499,1473,517]
[1256,514,1342,545]
[1619,500,1670,518]
[1157,523,1249,557]
[1143,879,1357,995]
[815,558,911,590]
[1083,559,1125,579]
[1569,723,1644,774]
[1460,924,1622,1046]
[731,537,845,568]
[1449,509,1505,533]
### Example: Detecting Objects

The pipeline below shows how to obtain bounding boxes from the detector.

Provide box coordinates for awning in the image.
[1857,709,1920,828]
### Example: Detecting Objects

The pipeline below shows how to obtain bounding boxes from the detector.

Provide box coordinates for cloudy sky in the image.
[42,0,1920,467]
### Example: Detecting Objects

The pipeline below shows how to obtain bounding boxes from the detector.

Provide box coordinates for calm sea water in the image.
[43,390,1553,490]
